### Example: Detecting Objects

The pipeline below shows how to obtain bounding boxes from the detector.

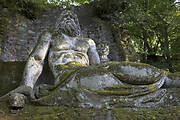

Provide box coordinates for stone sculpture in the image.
[1,10,180,109]
[97,42,110,63]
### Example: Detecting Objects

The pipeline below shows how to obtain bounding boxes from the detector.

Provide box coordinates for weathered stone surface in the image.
[0,5,138,97]
[0,62,25,96]
[8,93,26,108]
[1,61,180,109]
[0,7,62,62]
[0,60,54,96]
[27,61,168,108]
[164,72,180,88]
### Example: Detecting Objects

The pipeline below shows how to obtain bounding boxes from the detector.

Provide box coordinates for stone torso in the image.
[48,34,90,77]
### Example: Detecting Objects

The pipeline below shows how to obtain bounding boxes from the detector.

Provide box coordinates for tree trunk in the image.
[164,25,174,72]
[142,0,148,62]
[142,31,148,62]
[144,0,148,11]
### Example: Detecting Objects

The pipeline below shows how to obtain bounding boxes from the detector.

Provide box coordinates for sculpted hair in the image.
[55,10,81,36]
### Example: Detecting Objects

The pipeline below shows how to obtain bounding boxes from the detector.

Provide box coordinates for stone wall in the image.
[0,6,126,62]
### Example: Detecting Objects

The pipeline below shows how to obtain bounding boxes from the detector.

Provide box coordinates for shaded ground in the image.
[1,88,180,120]
[0,102,180,120]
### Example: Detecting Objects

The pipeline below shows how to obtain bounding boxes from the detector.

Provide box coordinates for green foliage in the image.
[0,0,50,19]
[93,0,126,17]
[95,0,180,71]
[0,0,92,19]
[47,0,91,8]
[124,0,180,55]
[0,12,8,55]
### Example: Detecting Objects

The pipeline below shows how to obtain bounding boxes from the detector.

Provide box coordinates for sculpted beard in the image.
[59,17,80,37]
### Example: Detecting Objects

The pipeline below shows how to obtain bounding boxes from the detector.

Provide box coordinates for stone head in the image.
[56,10,81,37]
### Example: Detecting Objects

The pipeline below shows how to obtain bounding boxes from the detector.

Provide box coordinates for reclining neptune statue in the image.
[1,10,180,109]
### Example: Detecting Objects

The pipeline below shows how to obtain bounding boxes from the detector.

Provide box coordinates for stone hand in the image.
[35,84,54,98]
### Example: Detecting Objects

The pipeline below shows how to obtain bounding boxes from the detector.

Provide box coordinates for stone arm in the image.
[87,39,100,65]
[21,32,51,89]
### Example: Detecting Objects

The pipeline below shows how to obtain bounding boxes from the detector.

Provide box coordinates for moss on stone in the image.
[113,72,162,85]
[167,72,180,80]
[114,107,180,120]
[1,101,180,120]
[0,10,8,54]
[93,84,158,98]
[94,89,132,96]
[104,85,142,90]
[29,30,53,57]
[0,102,94,120]
[101,61,165,85]
[76,66,109,78]
[33,61,166,106]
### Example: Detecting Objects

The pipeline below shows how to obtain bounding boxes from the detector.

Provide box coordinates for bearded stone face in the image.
[56,10,81,37]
